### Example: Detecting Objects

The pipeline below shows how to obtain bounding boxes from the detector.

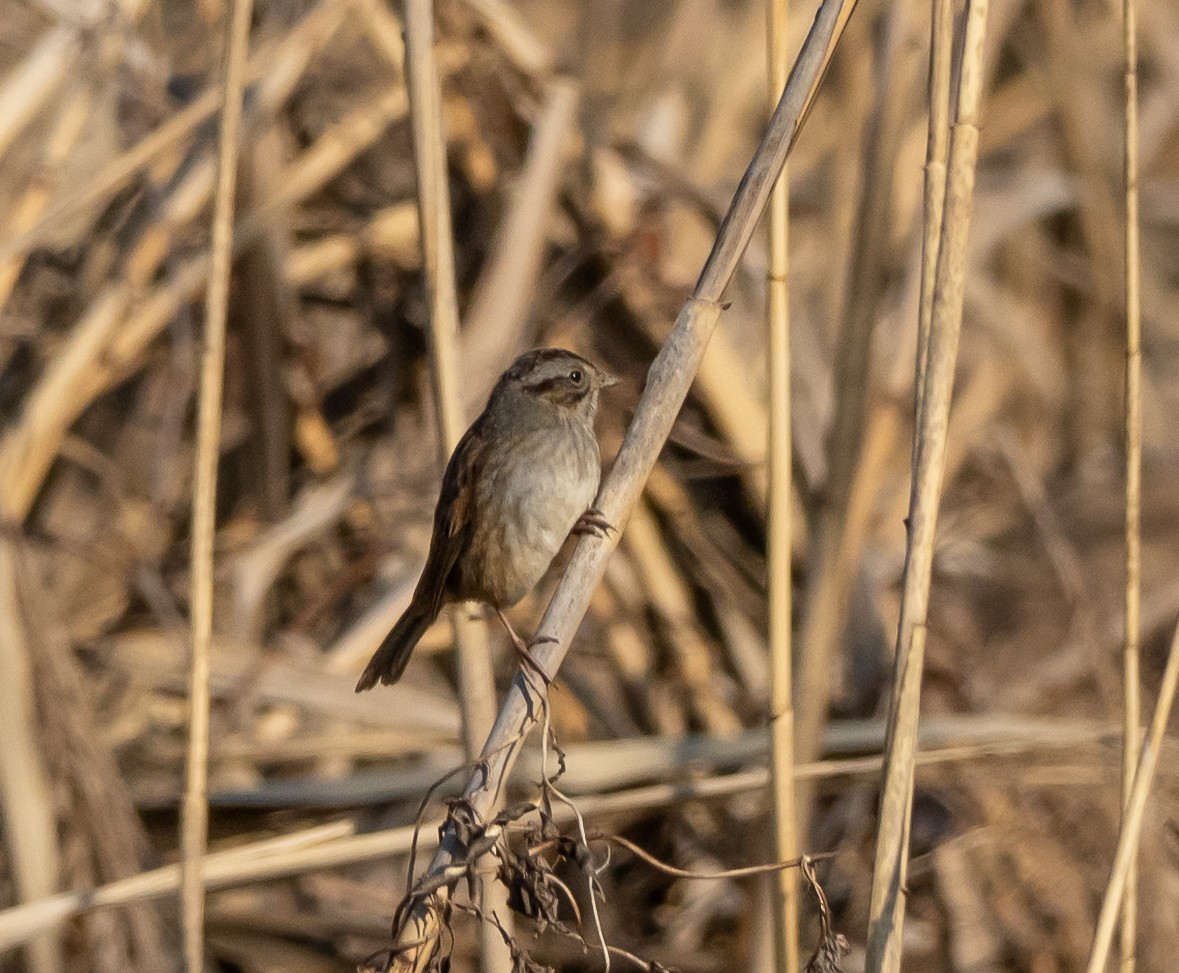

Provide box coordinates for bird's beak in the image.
[598,372,620,390]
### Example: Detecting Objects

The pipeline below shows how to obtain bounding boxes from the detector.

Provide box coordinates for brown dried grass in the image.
[0,0,1176,970]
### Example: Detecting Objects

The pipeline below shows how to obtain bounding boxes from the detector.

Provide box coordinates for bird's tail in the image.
[355,602,435,692]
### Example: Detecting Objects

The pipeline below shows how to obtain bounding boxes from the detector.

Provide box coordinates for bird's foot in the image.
[572,507,614,539]
[516,636,557,689]
[496,609,555,688]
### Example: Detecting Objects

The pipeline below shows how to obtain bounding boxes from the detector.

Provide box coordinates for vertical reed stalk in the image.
[1119,0,1142,964]
[913,0,953,463]
[864,1,990,970]
[794,1,911,842]
[766,0,799,970]
[182,0,255,970]
[403,1,510,970]
[0,541,61,973]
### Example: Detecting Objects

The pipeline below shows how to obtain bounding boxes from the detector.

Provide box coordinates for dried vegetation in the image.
[0,0,1177,970]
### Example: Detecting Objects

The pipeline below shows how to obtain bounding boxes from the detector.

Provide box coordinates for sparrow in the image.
[356,348,617,691]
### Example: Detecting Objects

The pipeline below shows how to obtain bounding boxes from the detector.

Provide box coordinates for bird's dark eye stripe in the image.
[527,375,590,399]
[527,377,565,395]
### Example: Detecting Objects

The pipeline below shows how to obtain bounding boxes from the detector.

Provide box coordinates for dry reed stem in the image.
[105,628,461,737]
[402,0,510,968]
[766,0,799,969]
[806,0,950,730]
[793,2,917,841]
[464,0,554,78]
[0,79,402,526]
[460,79,580,413]
[0,715,1117,954]
[1119,0,1142,963]
[258,89,409,214]
[0,26,75,163]
[0,285,128,520]
[618,278,772,508]
[182,0,255,969]
[1086,618,1179,973]
[0,85,91,316]
[864,1,991,970]
[228,473,357,642]
[624,505,741,733]
[354,0,405,71]
[0,0,345,265]
[824,3,919,519]
[0,541,61,973]
[19,554,169,971]
[0,821,357,952]
[789,0,859,140]
[914,0,954,462]
[404,0,465,462]
[236,137,295,518]
[386,0,849,966]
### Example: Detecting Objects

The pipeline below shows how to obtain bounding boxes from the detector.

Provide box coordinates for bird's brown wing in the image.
[354,416,490,691]
[412,416,487,615]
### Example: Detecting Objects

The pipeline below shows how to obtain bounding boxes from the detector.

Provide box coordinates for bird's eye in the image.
[569,369,583,384]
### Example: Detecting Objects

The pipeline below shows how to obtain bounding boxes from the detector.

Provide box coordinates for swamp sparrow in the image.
[356,348,617,691]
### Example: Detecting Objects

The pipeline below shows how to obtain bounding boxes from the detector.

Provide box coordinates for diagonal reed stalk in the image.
[0,27,74,164]
[0,86,91,316]
[766,0,800,970]
[182,0,255,970]
[401,1,510,970]
[863,1,990,970]
[1119,0,1142,964]
[1087,618,1179,973]
[385,0,851,967]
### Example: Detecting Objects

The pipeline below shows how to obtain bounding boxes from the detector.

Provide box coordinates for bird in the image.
[355,348,617,692]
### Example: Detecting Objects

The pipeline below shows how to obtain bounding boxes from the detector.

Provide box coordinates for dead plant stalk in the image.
[766,0,800,970]
[402,0,510,969]
[793,0,916,845]
[0,715,1122,954]
[384,0,851,967]
[0,74,399,528]
[0,543,60,973]
[0,0,346,267]
[1087,618,1179,973]
[1119,0,1142,963]
[863,0,991,971]
[914,0,953,453]
[182,1,255,970]
[460,80,580,412]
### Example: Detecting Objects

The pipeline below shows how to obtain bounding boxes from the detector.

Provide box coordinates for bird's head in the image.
[499,348,618,420]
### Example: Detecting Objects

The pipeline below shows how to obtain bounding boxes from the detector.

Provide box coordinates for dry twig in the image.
[864,1,991,970]
[0,541,61,973]
[766,0,800,969]
[1119,0,1142,962]
[182,0,255,968]
[402,0,510,968]
[1086,618,1179,973]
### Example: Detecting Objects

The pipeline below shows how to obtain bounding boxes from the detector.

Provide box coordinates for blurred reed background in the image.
[0,0,1176,970]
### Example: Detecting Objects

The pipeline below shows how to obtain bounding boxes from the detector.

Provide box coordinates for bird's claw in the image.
[572,507,615,539]
[497,608,556,688]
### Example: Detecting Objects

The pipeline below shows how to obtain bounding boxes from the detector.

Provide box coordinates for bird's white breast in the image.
[468,419,599,607]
